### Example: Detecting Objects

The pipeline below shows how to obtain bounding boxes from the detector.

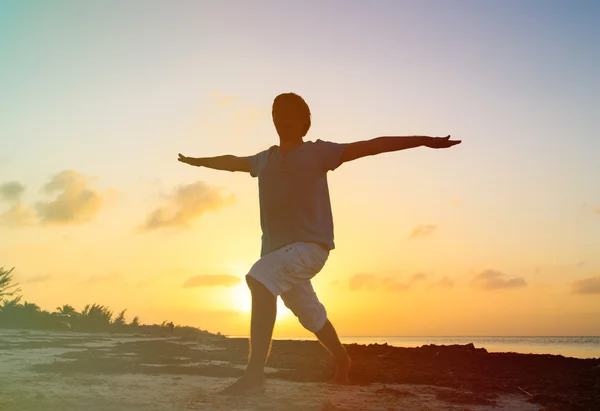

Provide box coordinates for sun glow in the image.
[229,281,291,320]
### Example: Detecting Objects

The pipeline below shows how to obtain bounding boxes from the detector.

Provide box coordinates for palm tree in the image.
[55,304,77,316]
[0,296,22,314]
[80,303,113,331]
[0,298,40,328]
[0,297,21,328]
[130,316,140,327]
[113,309,127,326]
[22,301,40,313]
[0,266,21,300]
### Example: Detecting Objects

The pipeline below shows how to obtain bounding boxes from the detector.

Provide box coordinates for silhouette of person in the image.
[178,92,461,395]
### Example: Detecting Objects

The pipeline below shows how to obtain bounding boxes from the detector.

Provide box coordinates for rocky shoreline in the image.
[225,338,600,410]
[1,330,598,410]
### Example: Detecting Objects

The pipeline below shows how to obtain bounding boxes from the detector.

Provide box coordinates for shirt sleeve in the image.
[316,139,348,171]
[248,149,269,178]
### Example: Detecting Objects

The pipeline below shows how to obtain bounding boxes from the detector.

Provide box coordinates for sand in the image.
[0,329,548,410]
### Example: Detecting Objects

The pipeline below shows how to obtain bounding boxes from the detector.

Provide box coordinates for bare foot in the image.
[330,356,352,384]
[218,375,266,396]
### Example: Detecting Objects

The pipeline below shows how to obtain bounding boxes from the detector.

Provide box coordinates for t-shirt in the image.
[248,139,348,257]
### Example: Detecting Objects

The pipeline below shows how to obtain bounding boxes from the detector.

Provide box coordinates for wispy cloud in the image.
[35,170,106,225]
[22,274,53,284]
[534,261,585,276]
[0,203,35,228]
[471,269,527,290]
[451,199,462,207]
[348,273,378,291]
[409,224,437,239]
[0,181,25,202]
[570,276,600,295]
[196,91,263,137]
[580,203,600,216]
[183,275,242,288]
[211,90,237,107]
[381,276,412,292]
[433,276,455,289]
[141,181,234,231]
[345,272,432,292]
[410,272,429,282]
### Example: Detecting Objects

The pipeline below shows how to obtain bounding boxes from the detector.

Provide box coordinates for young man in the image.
[178,92,461,395]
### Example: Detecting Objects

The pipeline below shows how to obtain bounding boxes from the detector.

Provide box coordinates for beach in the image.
[1,329,598,410]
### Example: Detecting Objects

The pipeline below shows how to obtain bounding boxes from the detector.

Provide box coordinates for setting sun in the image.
[227,278,290,320]
[229,281,251,314]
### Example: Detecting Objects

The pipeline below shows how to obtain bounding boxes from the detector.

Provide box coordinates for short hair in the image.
[272,93,311,137]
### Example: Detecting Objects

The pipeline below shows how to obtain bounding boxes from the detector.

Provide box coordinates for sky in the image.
[1,0,599,337]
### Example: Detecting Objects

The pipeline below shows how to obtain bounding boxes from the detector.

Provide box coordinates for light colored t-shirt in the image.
[248,139,347,257]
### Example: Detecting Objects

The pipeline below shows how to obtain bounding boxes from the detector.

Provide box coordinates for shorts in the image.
[246,242,329,333]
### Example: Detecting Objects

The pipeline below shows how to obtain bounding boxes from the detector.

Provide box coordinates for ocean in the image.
[269,336,600,359]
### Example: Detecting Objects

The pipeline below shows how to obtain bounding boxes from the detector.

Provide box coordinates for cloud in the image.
[409,224,437,239]
[410,272,429,282]
[471,269,527,290]
[141,181,234,231]
[196,91,263,137]
[22,274,53,284]
[580,203,600,216]
[348,273,378,290]
[434,276,455,289]
[534,261,585,276]
[381,276,412,292]
[0,181,25,201]
[35,170,105,225]
[211,90,237,107]
[183,275,241,288]
[570,276,600,295]
[0,203,35,227]
[346,272,432,292]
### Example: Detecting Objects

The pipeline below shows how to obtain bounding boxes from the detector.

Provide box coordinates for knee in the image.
[293,303,327,333]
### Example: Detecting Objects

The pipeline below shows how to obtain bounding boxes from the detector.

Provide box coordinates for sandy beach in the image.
[3,329,596,411]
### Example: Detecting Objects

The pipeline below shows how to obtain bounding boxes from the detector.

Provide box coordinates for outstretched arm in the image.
[177,154,251,172]
[341,135,461,163]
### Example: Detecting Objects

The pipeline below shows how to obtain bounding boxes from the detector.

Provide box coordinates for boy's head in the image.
[272,93,311,140]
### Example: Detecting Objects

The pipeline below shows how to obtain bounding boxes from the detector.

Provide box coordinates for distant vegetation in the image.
[0,266,221,339]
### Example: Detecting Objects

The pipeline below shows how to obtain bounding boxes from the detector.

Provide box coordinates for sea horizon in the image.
[230,335,600,359]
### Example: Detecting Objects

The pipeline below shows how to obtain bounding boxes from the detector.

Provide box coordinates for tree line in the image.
[0,266,220,338]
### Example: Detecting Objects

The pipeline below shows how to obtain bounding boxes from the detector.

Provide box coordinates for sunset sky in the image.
[1,1,599,337]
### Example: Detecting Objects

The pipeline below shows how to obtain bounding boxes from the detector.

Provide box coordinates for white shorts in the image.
[246,242,329,333]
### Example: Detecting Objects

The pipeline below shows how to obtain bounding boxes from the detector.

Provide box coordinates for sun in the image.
[229,280,290,319]
[230,281,251,313]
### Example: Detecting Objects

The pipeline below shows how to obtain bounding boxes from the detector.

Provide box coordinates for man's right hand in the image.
[424,135,462,149]
[178,153,194,165]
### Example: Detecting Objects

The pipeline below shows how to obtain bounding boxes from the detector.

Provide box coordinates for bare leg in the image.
[315,319,351,384]
[219,275,277,395]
